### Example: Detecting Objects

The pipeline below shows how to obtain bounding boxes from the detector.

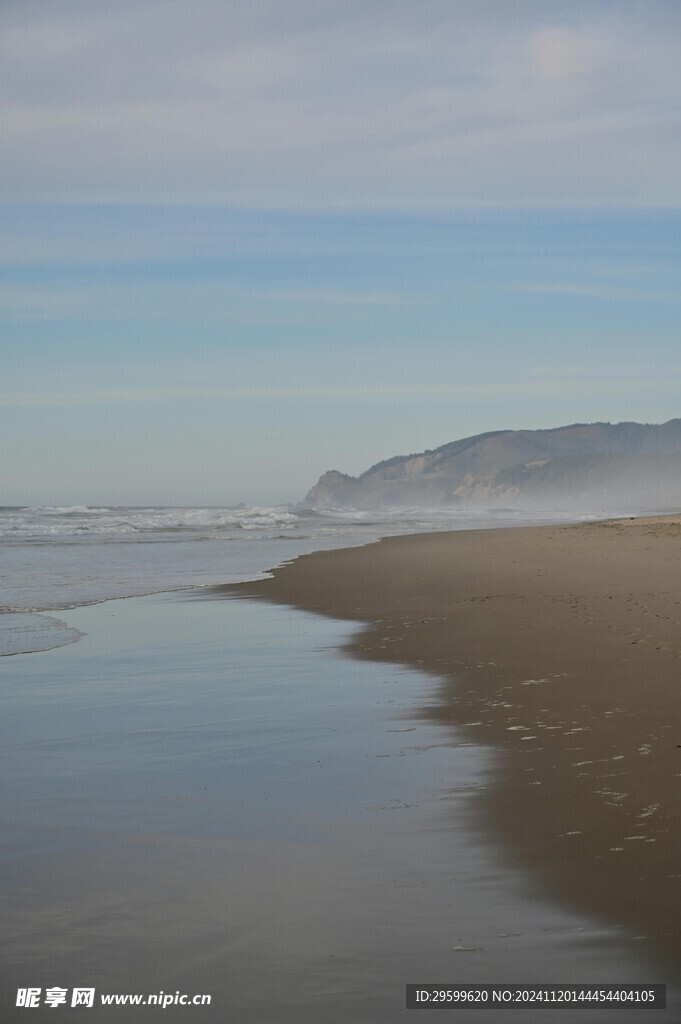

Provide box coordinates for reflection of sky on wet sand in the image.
[0,595,675,1022]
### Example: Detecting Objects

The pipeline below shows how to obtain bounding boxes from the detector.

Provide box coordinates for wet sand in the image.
[226,516,681,977]
[4,581,677,1023]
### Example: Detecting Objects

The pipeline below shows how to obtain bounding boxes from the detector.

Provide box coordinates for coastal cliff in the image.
[303,419,681,509]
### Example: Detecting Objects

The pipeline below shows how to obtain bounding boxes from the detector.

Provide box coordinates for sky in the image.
[2,0,681,505]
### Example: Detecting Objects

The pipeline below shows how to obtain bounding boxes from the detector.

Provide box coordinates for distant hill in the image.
[303,420,681,510]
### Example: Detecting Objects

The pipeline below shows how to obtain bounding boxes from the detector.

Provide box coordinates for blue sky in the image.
[3,2,681,504]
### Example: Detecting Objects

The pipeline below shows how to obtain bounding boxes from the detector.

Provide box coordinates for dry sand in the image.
[227,516,681,975]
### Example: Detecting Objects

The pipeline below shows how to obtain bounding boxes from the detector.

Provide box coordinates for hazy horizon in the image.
[4,2,681,505]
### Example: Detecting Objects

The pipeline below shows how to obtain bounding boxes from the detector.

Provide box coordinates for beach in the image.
[3,513,681,1021]
[226,515,681,979]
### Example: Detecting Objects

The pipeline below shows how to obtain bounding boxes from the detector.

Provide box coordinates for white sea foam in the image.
[1,505,309,538]
[0,613,83,656]
[0,502,613,541]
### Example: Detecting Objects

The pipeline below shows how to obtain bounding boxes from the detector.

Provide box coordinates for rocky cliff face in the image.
[303,420,681,509]
[303,471,361,506]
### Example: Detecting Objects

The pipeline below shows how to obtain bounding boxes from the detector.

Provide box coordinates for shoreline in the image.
[221,515,681,977]
[1,505,614,658]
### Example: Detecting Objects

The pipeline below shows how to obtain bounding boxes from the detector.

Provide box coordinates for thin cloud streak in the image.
[528,366,681,379]
[517,283,681,302]
[265,288,411,306]
[2,379,675,408]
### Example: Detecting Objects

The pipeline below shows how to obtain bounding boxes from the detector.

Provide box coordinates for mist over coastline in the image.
[304,419,681,512]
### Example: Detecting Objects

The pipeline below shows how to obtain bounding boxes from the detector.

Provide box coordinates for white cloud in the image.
[527,26,607,80]
[1,2,681,205]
